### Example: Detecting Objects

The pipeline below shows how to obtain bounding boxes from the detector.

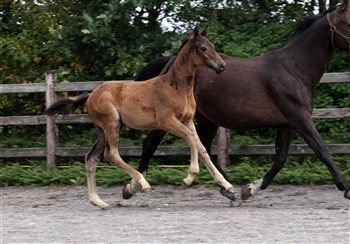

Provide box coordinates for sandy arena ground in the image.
[1,184,350,243]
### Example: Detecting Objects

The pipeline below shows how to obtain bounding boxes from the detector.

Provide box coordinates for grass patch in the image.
[1,155,349,187]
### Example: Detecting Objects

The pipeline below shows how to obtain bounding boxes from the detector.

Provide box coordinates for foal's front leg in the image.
[163,119,236,200]
[182,121,200,187]
[161,119,201,187]
[187,121,237,200]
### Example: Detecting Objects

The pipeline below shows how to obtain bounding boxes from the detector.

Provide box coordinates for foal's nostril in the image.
[220,63,226,72]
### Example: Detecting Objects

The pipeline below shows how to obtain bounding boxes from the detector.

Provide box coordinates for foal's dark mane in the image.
[293,9,335,35]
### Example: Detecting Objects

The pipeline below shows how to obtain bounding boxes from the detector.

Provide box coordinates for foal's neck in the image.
[167,46,197,89]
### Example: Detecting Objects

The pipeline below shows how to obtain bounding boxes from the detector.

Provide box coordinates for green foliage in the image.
[1,155,349,187]
[226,155,350,185]
[95,166,132,186]
[1,0,349,179]
[0,125,46,148]
[0,162,86,186]
[147,166,187,185]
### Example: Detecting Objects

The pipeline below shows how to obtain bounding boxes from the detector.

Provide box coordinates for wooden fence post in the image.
[217,127,230,170]
[45,72,58,167]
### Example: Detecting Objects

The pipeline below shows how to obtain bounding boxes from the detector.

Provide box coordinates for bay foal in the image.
[46,27,236,210]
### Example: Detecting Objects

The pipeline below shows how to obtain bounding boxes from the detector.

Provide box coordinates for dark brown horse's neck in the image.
[166,47,197,92]
[283,16,334,90]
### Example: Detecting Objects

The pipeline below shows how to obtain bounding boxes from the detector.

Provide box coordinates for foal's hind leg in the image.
[241,128,295,200]
[85,126,110,209]
[103,122,151,199]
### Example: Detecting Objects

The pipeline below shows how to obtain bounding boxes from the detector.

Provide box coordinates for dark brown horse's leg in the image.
[195,113,227,178]
[241,128,295,200]
[123,129,166,199]
[138,130,167,174]
[291,117,350,199]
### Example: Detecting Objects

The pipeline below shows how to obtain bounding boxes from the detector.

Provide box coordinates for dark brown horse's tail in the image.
[46,94,89,116]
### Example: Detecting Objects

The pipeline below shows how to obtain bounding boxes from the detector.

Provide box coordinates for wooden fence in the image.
[1,72,350,167]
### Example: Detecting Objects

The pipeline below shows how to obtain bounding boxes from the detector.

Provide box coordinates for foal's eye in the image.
[201,47,207,51]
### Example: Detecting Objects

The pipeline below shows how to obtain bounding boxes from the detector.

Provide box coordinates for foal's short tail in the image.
[46,94,89,116]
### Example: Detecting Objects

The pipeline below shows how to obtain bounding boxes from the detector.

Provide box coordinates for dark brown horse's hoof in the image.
[240,184,252,200]
[344,190,350,200]
[220,188,236,201]
[122,184,133,199]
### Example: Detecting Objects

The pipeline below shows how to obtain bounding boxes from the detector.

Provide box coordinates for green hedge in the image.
[1,155,349,187]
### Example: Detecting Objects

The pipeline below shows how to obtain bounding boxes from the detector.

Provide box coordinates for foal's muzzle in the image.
[216,62,226,74]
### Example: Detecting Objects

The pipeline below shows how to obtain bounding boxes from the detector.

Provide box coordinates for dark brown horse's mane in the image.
[293,8,335,35]
[134,56,173,81]
[134,33,190,81]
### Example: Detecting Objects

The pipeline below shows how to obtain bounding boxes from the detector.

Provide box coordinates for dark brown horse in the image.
[46,27,239,210]
[131,1,350,201]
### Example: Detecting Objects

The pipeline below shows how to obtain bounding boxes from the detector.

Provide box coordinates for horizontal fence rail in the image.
[1,144,349,158]
[1,72,349,94]
[1,72,349,166]
[1,107,350,126]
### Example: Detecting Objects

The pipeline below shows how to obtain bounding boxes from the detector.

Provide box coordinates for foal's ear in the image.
[193,26,200,37]
[201,26,209,37]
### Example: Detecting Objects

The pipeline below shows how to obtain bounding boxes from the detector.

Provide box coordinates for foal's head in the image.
[328,0,350,52]
[184,26,226,74]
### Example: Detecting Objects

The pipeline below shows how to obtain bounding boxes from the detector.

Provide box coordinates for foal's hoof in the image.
[241,184,252,200]
[344,190,350,200]
[181,179,191,189]
[142,187,152,193]
[122,184,134,200]
[100,204,111,210]
[220,187,236,201]
[91,201,110,210]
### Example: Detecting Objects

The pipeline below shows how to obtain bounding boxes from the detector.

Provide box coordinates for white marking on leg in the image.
[124,171,149,198]
[248,178,263,198]
[183,134,200,186]
[139,177,151,192]
[130,179,142,194]
[198,145,235,192]
[86,155,110,209]
[89,192,110,209]
[182,166,199,186]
